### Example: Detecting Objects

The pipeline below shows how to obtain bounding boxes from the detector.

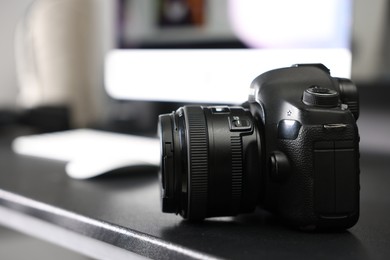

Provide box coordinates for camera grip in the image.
[268,124,359,229]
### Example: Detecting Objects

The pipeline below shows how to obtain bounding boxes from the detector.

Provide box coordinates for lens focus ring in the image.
[184,107,209,220]
[231,135,243,213]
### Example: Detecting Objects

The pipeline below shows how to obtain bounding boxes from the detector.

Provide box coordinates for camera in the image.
[158,64,359,230]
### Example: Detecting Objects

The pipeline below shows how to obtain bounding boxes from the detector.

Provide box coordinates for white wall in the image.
[0,0,113,127]
[352,0,388,82]
[0,0,35,108]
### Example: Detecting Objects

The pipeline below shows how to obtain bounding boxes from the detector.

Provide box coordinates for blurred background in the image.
[0,0,389,258]
[1,0,389,134]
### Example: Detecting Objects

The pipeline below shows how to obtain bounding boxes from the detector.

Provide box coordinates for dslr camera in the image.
[158,64,359,230]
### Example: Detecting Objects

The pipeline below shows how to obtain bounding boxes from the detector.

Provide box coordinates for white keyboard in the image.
[12,129,160,179]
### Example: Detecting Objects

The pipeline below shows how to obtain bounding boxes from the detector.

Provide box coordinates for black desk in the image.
[0,94,389,259]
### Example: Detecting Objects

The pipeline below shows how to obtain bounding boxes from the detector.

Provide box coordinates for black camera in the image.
[158,64,359,230]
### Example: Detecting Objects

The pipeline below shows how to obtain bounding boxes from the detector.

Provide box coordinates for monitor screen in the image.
[105,0,353,104]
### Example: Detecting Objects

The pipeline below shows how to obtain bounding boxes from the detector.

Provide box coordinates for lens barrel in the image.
[158,106,261,220]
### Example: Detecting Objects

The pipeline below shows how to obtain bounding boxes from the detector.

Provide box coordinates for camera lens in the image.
[158,106,261,220]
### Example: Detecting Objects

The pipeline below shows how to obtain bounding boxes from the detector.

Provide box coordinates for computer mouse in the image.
[66,156,159,179]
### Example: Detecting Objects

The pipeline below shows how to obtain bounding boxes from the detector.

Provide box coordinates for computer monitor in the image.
[105,0,352,104]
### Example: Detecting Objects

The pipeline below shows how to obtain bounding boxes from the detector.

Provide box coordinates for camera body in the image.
[158,64,359,230]
[248,64,359,229]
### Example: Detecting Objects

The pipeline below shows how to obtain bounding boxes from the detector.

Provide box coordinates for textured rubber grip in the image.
[184,106,209,220]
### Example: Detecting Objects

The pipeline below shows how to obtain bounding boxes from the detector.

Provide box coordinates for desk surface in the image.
[0,107,390,259]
